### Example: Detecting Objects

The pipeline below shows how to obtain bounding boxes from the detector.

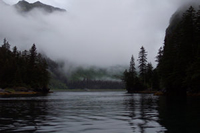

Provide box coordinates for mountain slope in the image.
[46,58,125,90]
[14,0,66,13]
[166,1,200,36]
[158,2,200,97]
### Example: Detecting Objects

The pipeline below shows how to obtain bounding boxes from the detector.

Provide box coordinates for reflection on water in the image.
[0,92,200,133]
[124,94,166,133]
[158,97,200,133]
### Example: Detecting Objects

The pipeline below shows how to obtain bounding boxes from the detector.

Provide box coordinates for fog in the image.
[0,0,198,68]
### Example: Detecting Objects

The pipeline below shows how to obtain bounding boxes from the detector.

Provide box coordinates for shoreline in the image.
[0,87,51,96]
[51,89,126,92]
[1,88,200,97]
[0,91,39,96]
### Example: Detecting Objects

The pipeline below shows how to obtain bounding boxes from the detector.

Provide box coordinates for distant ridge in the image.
[14,0,66,13]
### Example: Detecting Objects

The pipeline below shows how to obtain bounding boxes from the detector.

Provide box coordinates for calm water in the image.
[0,92,200,133]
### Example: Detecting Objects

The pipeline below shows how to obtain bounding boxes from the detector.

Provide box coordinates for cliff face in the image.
[166,1,200,36]
[159,2,200,97]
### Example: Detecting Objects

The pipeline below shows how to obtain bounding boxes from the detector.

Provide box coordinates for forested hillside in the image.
[0,39,49,92]
[47,61,125,90]
[123,4,200,98]
[157,6,200,97]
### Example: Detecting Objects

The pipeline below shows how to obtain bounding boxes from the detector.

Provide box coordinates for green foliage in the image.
[46,59,124,90]
[67,66,124,89]
[69,66,122,81]
[0,39,50,92]
[49,77,68,90]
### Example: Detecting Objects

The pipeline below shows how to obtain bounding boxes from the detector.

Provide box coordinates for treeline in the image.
[157,6,200,97]
[122,46,159,93]
[0,39,50,92]
[123,6,200,97]
[46,62,125,90]
[66,67,124,89]
[68,79,124,90]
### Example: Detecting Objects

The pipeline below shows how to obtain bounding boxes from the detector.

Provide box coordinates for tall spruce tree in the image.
[155,47,163,66]
[123,54,145,93]
[128,55,137,92]
[138,46,147,84]
[123,55,136,92]
[129,55,136,76]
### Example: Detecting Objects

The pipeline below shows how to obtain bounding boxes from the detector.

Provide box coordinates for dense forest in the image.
[0,39,50,92]
[0,39,124,91]
[1,2,200,95]
[158,6,200,97]
[47,62,124,90]
[0,0,125,91]
[122,46,159,93]
[123,6,200,98]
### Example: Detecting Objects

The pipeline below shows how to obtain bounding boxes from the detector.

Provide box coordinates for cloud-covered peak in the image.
[14,0,66,13]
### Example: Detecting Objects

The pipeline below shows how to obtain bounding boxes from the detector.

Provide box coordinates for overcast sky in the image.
[0,0,198,68]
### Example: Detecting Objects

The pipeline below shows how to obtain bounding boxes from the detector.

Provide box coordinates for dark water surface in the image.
[0,92,200,133]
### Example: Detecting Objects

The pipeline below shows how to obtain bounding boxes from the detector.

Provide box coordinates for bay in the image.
[0,92,200,133]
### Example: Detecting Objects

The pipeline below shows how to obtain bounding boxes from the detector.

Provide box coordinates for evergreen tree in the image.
[29,44,37,66]
[129,55,136,77]
[0,40,50,92]
[155,47,163,65]
[158,6,200,98]
[27,44,38,88]
[35,53,50,92]
[184,7,200,93]
[2,38,10,51]
[138,46,147,84]
[123,55,144,93]
[127,55,137,92]
[12,46,18,57]
[122,69,130,91]
[146,62,153,89]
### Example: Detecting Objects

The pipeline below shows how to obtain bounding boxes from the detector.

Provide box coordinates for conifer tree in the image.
[123,54,145,93]
[29,44,37,66]
[155,47,163,65]
[123,55,137,92]
[146,62,153,88]
[0,40,50,92]
[158,6,200,97]
[2,38,10,51]
[138,46,147,84]
[129,55,136,76]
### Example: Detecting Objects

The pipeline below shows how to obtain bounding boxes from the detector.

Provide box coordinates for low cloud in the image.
[1,0,198,68]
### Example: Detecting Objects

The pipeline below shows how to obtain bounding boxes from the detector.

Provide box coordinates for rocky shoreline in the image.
[0,87,50,96]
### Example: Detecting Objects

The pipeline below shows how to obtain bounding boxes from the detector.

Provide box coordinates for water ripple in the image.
[0,92,167,133]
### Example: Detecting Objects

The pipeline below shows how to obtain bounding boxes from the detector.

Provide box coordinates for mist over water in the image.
[0,0,198,68]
